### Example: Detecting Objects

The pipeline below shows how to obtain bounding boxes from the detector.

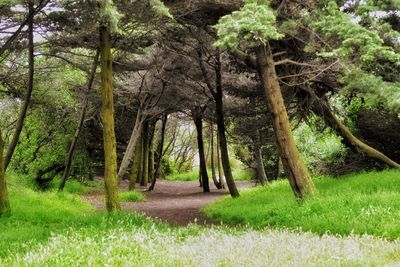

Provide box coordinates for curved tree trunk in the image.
[118,109,144,179]
[216,130,226,189]
[255,44,316,198]
[140,121,149,187]
[59,49,100,191]
[149,113,168,191]
[312,98,400,169]
[129,133,143,190]
[5,1,35,170]
[0,130,10,216]
[210,123,222,189]
[193,114,210,193]
[99,24,120,212]
[254,144,268,185]
[215,53,239,197]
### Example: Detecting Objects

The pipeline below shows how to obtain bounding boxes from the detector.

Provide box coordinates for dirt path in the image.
[82,178,253,227]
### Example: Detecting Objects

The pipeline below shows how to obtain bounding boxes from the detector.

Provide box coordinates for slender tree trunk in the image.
[215,55,239,197]
[99,24,120,212]
[149,114,167,191]
[254,144,268,185]
[312,98,400,168]
[210,123,222,189]
[255,44,316,198]
[118,109,144,179]
[140,121,149,187]
[59,49,100,191]
[148,123,155,184]
[193,114,210,192]
[0,130,10,216]
[216,130,225,189]
[138,134,145,185]
[129,132,143,190]
[5,1,35,170]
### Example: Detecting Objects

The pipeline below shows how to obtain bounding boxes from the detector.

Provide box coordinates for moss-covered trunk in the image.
[255,44,316,198]
[99,25,120,212]
[312,98,400,169]
[0,130,10,216]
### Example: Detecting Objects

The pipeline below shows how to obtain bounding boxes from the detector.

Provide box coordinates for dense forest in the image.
[1,0,400,266]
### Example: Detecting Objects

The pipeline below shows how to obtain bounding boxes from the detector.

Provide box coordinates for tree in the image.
[0,130,10,216]
[215,1,316,197]
[193,109,210,192]
[98,0,120,212]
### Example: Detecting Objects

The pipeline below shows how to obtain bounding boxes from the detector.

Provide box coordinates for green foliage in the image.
[97,0,122,32]
[309,1,400,65]
[120,190,144,202]
[294,120,347,174]
[232,168,254,181]
[214,1,283,49]
[205,170,400,240]
[166,169,199,181]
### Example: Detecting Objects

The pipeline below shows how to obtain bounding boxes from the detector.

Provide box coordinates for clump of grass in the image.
[120,190,145,202]
[204,170,400,240]
[166,170,199,181]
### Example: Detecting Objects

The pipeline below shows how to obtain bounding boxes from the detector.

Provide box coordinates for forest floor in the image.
[82,178,254,226]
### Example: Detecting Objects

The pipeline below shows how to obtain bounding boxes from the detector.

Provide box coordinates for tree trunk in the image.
[210,123,222,189]
[216,130,225,189]
[149,113,167,191]
[5,1,35,170]
[148,122,155,184]
[118,109,144,179]
[59,49,100,191]
[255,44,316,198]
[312,98,400,168]
[193,114,210,193]
[254,144,268,185]
[140,121,149,187]
[215,55,239,197]
[0,130,10,216]
[129,132,143,190]
[99,24,120,212]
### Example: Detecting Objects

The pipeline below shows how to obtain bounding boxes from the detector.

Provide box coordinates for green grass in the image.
[204,169,400,240]
[120,190,145,202]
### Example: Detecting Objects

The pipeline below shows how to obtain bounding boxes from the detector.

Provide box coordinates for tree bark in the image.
[148,122,155,184]
[129,133,143,190]
[254,144,268,185]
[193,114,210,193]
[5,1,35,170]
[215,56,239,197]
[140,121,149,187]
[149,114,168,191]
[118,109,145,179]
[216,130,226,189]
[59,49,100,191]
[312,98,400,169]
[210,123,222,189]
[0,130,10,216]
[255,44,316,198]
[99,24,120,212]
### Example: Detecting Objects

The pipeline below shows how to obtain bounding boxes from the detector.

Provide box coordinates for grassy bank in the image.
[204,170,400,240]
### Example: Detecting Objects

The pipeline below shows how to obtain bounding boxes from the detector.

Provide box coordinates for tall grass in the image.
[205,170,400,240]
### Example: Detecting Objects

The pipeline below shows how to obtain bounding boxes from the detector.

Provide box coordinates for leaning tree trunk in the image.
[148,122,155,184]
[255,44,316,198]
[129,133,143,190]
[140,121,149,187]
[254,144,268,185]
[312,98,400,169]
[215,55,239,197]
[118,109,145,179]
[0,130,10,216]
[5,1,35,170]
[59,49,100,191]
[210,123,222,189]
[99,24,120,212]
[216,130,225,189]
[149,114,168,191]
[193,115,210,193]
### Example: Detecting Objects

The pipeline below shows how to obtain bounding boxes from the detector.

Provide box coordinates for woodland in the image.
[0,0,400,266]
